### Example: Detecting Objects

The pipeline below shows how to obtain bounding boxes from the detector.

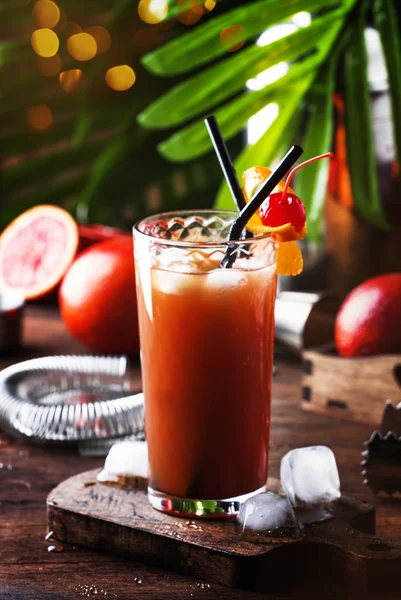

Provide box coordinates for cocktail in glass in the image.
[133,210,277,517]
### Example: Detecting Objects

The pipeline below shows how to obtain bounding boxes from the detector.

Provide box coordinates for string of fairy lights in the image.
[24,0,246,132]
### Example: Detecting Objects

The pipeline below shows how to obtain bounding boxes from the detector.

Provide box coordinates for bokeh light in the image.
[84,26,111,54]
[105,65,136,91]
[36,54,62,76]
[204,0,216,12]
[53,10,68,33]
[138,0,168,25]
[65,22,82,38]
[31,28,59,57]
[67,33,97,61]
[32,0,60,29]
[25,104,53,131]
[59,69,84,93]
[177,0,204,25]
[220,24,245,52]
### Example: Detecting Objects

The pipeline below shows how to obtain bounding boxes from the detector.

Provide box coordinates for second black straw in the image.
[204,116,246,212]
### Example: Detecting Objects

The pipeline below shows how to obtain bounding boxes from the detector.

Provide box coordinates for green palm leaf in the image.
[166,0,213,19]
[295,61,336,241]
[373,0,401,174]
[215,80,311,209]
[2,0,399,239]
[142,0,344,76]
[344,2,389,228]
[157,0,351,162]
[157,50,327,162]
[139,6,345,129]
[213,3,354,213]
[2,135,111,196]
[0,173,87,230]
[76,136,133,220]
[0,39,30,70]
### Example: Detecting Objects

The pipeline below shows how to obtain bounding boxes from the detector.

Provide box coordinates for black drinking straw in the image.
[221,144,304,268]
[205,115,246,212]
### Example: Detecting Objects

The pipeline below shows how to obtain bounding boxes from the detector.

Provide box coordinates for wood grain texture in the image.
[46,468,401,595]
[302,348,401,425]
[1,308,401,599]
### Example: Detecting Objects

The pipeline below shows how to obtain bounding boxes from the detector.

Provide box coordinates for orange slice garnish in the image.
[242,166,306,276]
[242,166,295,203]
[246,220,307,243]
[277,241,303,276]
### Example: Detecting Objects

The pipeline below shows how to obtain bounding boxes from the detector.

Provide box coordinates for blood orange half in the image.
[0,205,79,300]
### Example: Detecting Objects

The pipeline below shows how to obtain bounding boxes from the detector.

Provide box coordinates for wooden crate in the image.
[301,345,401,426]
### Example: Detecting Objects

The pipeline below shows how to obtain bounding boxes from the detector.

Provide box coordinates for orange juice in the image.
[134,211,277,516]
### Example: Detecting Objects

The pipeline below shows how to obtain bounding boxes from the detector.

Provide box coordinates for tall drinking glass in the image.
[133,210,277,517]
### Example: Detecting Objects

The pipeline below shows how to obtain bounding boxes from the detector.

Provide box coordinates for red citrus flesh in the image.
[0,205,79,300]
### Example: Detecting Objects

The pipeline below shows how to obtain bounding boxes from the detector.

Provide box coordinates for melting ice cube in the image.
[280,446,341,507]
[206,268,247,291]
[97,439,148,488]
[237,492,301,543]
[152,269,201,296]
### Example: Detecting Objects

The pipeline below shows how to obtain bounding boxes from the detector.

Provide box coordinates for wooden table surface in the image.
[1,308,400,600]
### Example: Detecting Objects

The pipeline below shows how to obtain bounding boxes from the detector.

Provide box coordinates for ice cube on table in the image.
[97,439,148,488]
[237,492,301,543]
[280,446,341,507]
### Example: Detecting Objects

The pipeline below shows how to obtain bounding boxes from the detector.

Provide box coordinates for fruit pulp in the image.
[0,205,78,300]
[136,252,276,501]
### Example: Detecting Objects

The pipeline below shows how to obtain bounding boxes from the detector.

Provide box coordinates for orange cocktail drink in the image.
[134,211,277,517]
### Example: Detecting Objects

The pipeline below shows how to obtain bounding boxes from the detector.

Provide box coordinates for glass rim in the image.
[132,209,275,248]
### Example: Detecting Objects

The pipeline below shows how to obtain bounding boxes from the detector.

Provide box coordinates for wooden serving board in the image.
[47,469,401,595]
[302,346,401,426]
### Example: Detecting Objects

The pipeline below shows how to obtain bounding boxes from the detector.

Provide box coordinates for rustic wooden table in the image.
[1,308,400,600]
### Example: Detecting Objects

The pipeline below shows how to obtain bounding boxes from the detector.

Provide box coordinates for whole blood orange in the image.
[77,224,130,252]
[335,273,401,357]
[0,205,78,300]
[59,237,139,356]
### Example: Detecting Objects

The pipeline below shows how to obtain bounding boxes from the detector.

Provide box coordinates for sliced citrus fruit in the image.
[246,220,307,242]
[242,166,306,275]
[0,205,79,300]
[242,166,295,204]
[276,241,303,276]
[242,154,333,275]
[242,166,305,241]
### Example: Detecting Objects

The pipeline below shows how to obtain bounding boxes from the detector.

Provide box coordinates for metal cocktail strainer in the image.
[0,355,144,451]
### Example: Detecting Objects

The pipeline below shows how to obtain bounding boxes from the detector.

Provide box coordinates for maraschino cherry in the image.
[259,153,333,231]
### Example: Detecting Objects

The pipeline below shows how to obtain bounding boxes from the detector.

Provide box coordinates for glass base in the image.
[148,485,267,518]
